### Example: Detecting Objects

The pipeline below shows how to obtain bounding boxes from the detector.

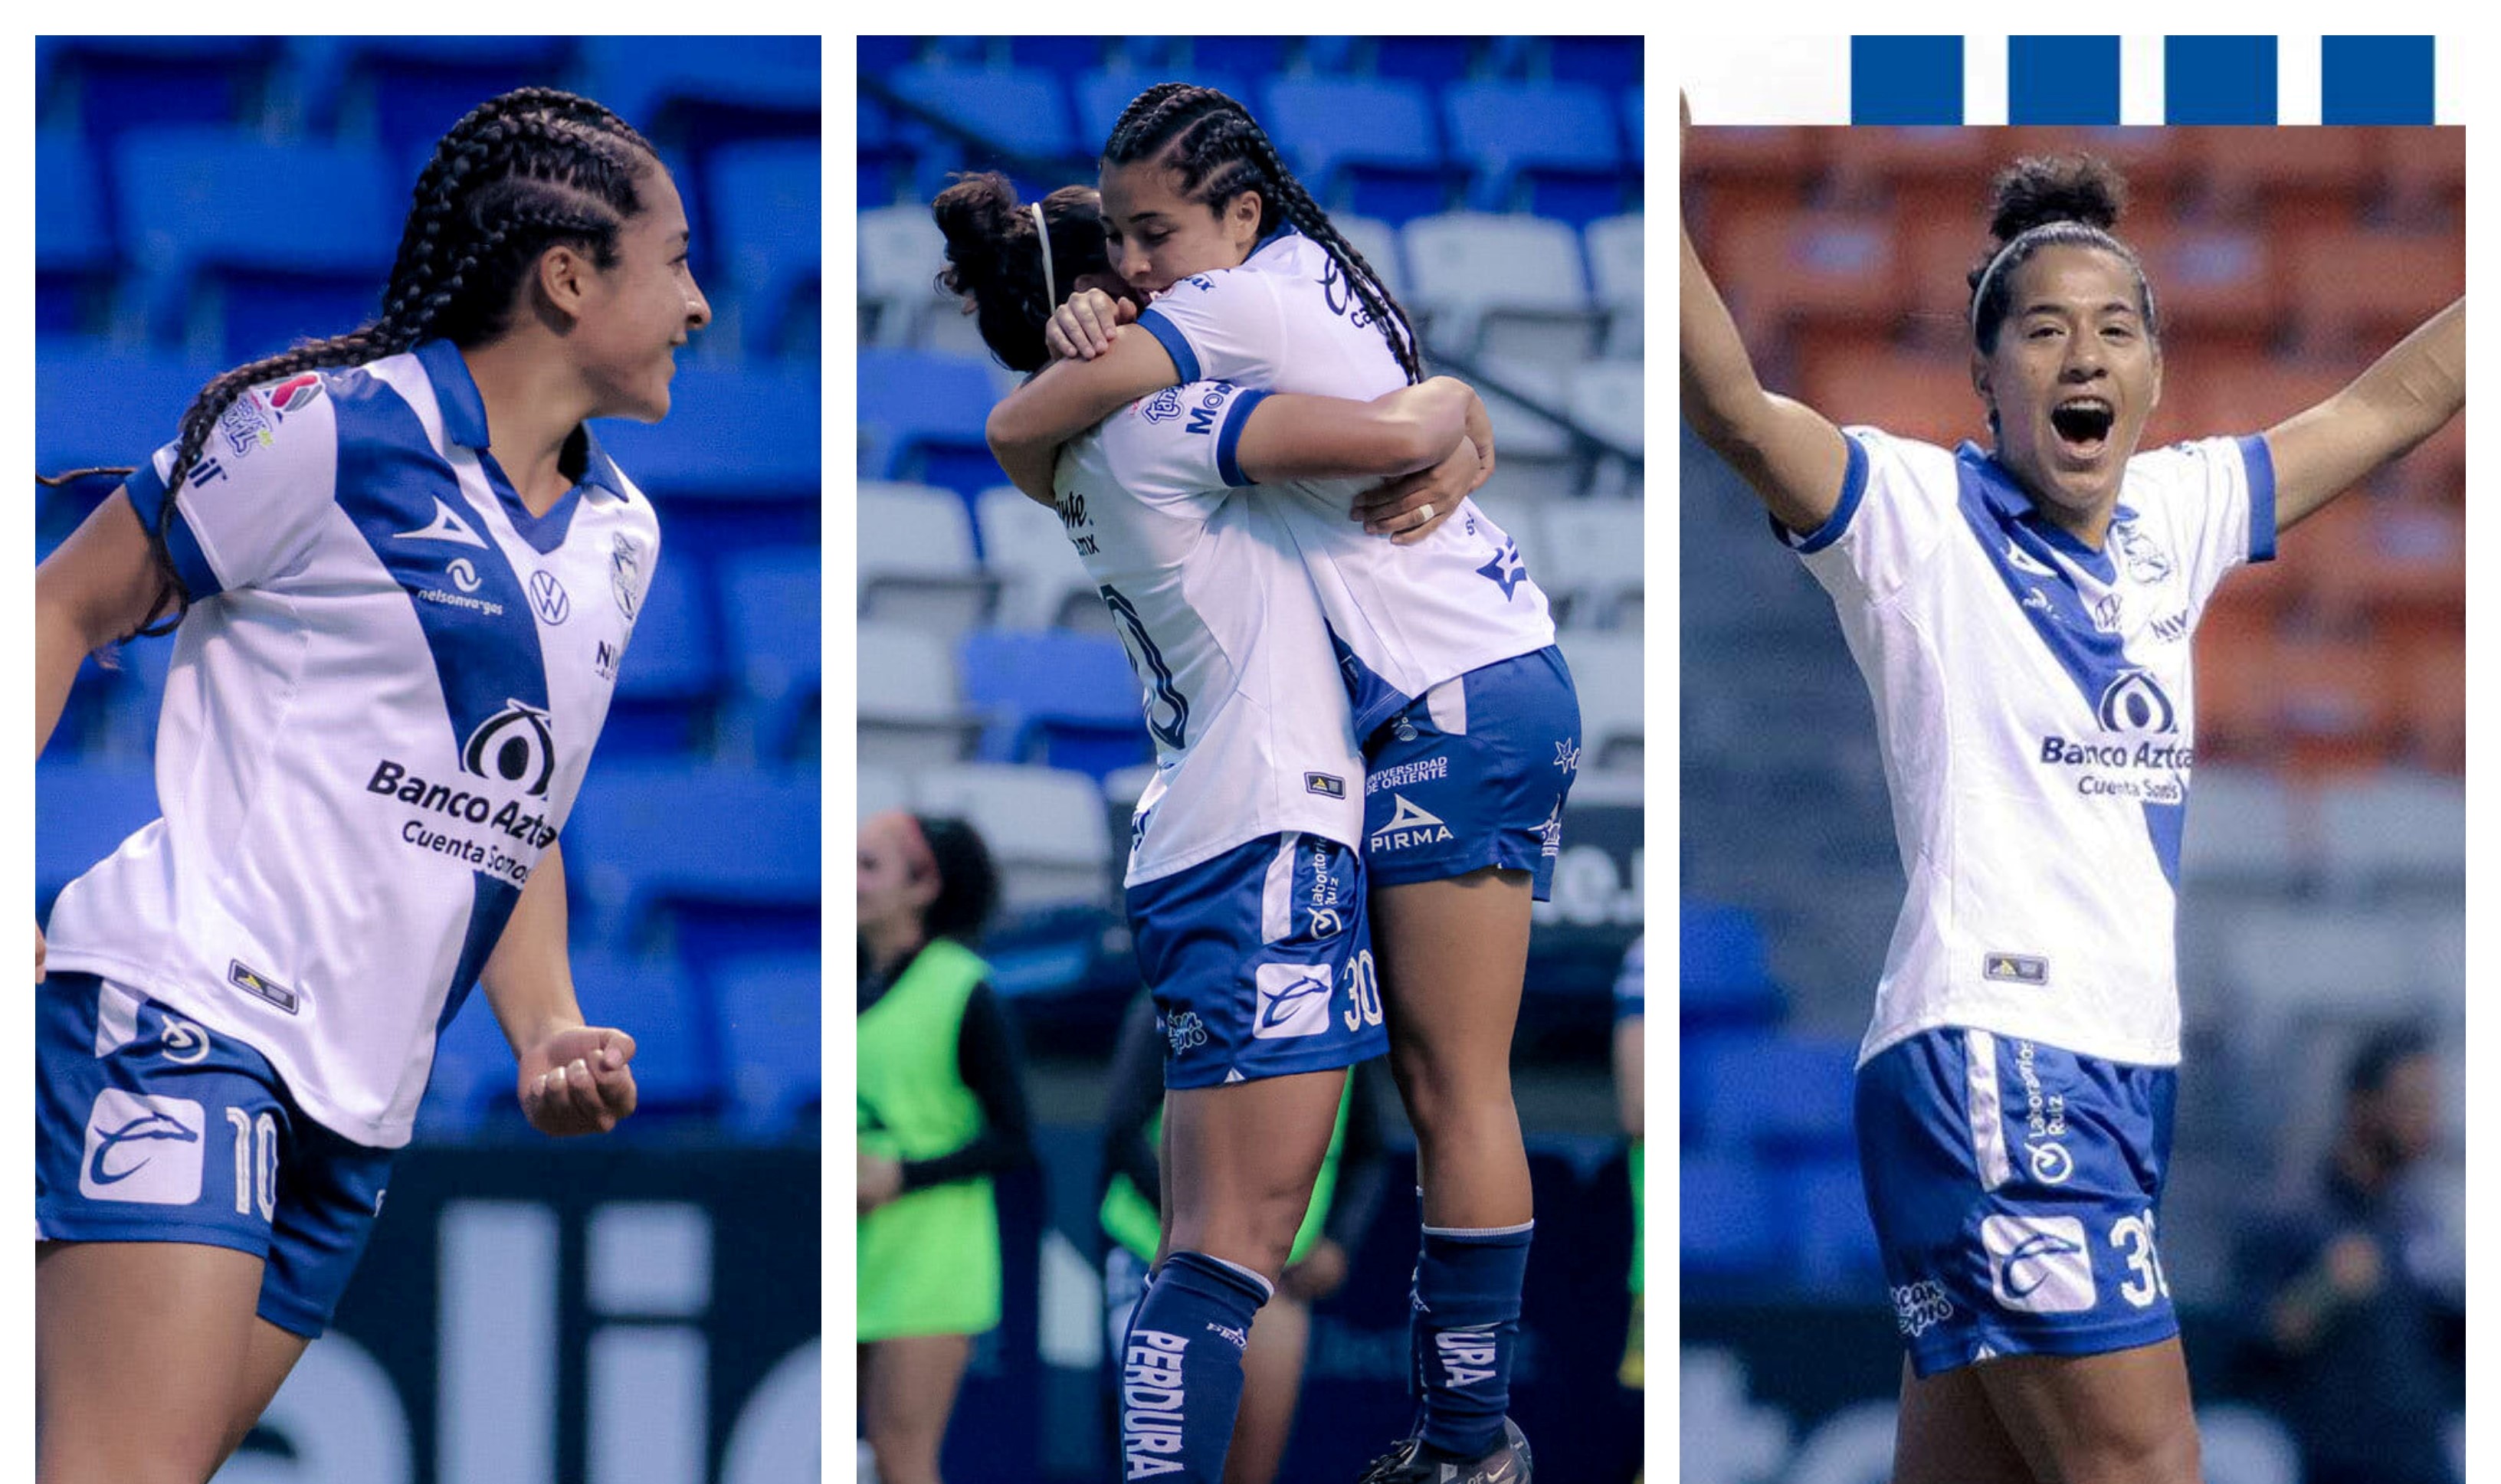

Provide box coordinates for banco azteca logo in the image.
[2094,670,2176,737]
[461,700,556,798]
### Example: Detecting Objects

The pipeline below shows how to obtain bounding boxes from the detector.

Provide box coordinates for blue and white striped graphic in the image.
[1685,34,2449,125]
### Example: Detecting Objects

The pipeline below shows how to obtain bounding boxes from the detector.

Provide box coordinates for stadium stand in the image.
[34,38,821,1149]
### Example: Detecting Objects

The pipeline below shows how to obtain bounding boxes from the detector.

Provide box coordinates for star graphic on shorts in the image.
[1553,739,1580,774]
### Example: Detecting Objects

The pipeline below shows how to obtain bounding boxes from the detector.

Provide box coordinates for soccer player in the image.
[857,811,1034,1484]
[34,89,702,1483]
[936,168,1509,1484]
[1680,93,2465,1482]
[988,85,1578,1482]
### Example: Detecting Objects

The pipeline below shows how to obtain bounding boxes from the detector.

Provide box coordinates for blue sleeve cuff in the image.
[1215,388,1271,487]
[1133,306,1201,385]
[1770,431,1870,555]
[2237,433,2277,563]
[121,460,224,599]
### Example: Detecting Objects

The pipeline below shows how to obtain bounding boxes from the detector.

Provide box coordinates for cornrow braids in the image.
[1103,84,1424,384]
[118,87,656,634]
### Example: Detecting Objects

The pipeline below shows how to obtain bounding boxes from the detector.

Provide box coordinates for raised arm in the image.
[985,327,1184,500]
[1680,215,1852,535]
[2264,297,2463,532]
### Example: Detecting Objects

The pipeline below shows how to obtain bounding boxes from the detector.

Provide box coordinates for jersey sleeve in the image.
[1096,380,1275,501]
[2139,434,2276,613]
[1781,426,1955,608]
[120,378,343,598]
[1131,267,1290,389]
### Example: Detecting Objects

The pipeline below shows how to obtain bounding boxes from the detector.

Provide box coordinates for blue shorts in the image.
[1126,832,1386,1089]
[35,973,394,1338]
[1363,647,1581,900]
[1857,1027,2179,1377]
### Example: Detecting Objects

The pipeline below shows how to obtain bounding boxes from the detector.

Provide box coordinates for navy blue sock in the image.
[1116,1250,1270,1481]
[1412,1221,1533,1458]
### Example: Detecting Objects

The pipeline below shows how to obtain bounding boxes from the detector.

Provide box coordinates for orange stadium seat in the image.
[1681,127,1821,262]
[1797,341,1979,445]
[2282,227,2465,356]
[2127,218,2277,355]
[2395,627,2467,774]
[2408,412,2466,509]
[2172,359,2345,451]
[2375,126,2465,223]
[2191,126,2372,229]
[1893,211,1992,351]
[2190,597,2280,763]
[1710,208,1900,356]
[1821,126,1995,224]
[2270,630,2406,776]
[2303,500,2464,634]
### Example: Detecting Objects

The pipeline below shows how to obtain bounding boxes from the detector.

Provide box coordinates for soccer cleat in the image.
[1354,1417,1532,1484]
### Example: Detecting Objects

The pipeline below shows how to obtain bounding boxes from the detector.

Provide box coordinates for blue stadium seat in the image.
[40,37,284,153]
[577,37,820,153]
[1072,71,1253,162]
[857,37,920,75]
[37,351,222,479]
[1551,38,1644,90]
[857,349,1002,500]
[572,950,726,1122]
[1786,1155,1883,1293]
[1681,1149,1784,1279]
[415,987,519,1139]
[959,631,1152,782]
[713,952,822,1138]
[1008,37,1110,74]
[707,141,823,360]
[1680,899,1782,1028]
[289,37,580,162]
[1444,82,1630,225]
[36,762,160,914]
[1187,37,1296,78]
[885,66,1080,172]
[563,765,821,936]
[1372,37,1480,88]
[37,133,112,339]
[1624,88,1644,166]
[719,550,824,763]
[1260,77,1448,225]
[113,129,396,359]
[1693,1034,1860,1157]
[605,549,721,758]
[593,365,821,505]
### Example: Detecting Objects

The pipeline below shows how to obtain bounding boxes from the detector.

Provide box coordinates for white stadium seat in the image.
[1401,211,1601,365]
[913,762,1115,911]
[2314,770,2464,898]
[973,484,1109,632]
[1538,500,1644,631]
[1471,356,1583,503]
[857,481,998,640]
[856,621,978,768]
[857,762,910,821]
[2178,764,2301,891]
[1556,630,1643,771]
[1568,362,1644,456]
[1584,213,1643,357]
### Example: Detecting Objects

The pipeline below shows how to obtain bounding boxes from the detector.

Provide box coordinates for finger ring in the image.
[1417,503,1434,523]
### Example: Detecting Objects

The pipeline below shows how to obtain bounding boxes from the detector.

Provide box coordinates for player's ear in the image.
[1224,189,1263,252]
[534,243,595,325]
[1969,351,1996,422]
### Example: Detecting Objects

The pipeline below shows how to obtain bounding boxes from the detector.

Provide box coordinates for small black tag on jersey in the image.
[1982,953,2050,987]
[1306,773,1346,798]
[230,959,301,1014]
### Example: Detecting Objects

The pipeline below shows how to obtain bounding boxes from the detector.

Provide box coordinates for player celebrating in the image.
[1680,95,2465,1484]
[988,84,1575,1482]
[936,167,1506,1484]
[35,88,703,1484]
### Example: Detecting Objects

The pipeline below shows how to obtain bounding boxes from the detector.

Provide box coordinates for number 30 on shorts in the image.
[1341,951,1384,1033]
[2109,1210,2170,1309]
[226,1109,280,1223]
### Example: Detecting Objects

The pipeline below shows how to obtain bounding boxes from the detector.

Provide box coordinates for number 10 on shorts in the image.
[1342,950,1384,1033]
[226,1108,279,1223]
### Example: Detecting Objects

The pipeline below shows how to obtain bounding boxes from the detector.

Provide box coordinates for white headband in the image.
[1032,201,1055,309]
[1969,221,2147,336]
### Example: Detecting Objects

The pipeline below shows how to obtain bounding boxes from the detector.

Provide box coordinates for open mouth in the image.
[2050,398,2116,455]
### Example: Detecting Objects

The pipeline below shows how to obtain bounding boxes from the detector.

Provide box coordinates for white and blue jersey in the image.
[44,339,656,1148]
[1135,227,1557,740]
[1785,428,2275,1070]
[1054,378,1365,884]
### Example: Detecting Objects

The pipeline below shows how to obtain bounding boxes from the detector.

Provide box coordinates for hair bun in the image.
[1987,155,2127,244]
[933,171,1026,293]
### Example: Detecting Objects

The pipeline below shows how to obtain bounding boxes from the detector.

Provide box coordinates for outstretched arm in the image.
[985,327,1184,500]
[1680,213,1852,535]
[2266,297,2464,532]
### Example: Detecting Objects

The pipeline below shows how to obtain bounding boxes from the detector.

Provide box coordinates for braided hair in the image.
[1102,83,1423,384]
[67,87,657,634]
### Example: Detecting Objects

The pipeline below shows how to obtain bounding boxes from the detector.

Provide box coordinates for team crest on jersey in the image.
[1476,539,1528,599]
[461,701,556,797]
[610,534,647,621]
[2094,670,2177,737]
[2110,520,2172,583]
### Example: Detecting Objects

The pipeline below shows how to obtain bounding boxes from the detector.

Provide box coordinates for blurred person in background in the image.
[33,87,686,1484]
[857,810,1034,1484]
[1612,936,1643,1483]
[1097,993,1393,1484]
[2231,1025,2462,1484]
[1680,89,2465,1484]
[937,164,1510,1484]
[992,82,1577,1483]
